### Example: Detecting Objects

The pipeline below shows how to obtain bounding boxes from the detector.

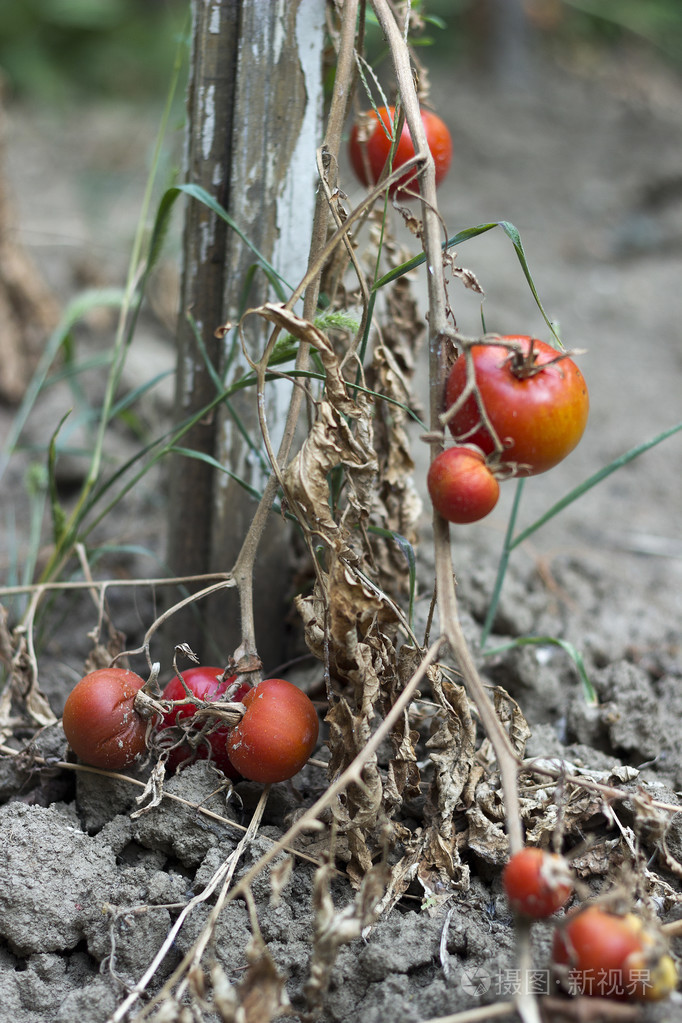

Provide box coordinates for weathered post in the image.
[167,0,325,667]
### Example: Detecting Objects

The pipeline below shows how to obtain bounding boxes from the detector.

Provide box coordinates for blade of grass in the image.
[171,446,264,502]
[480,477,525,647]
[47,410,72,547]
[0,288,125,482]
[372,220,560,344]
[34,31,188,584]
[482,635,598,706]
[510,421,682,550]
[176,184,292,297]
[170,446,296,522]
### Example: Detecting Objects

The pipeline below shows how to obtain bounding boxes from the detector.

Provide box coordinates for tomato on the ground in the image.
[62,667,148,770]
[502,847,572,918]
[226,678,319,784]
[157,666,249,777]
[553,906,677,1002]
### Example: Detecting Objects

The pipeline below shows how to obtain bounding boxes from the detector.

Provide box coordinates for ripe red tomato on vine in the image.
[349,105,452,197]
[157,666,249,777]
[427,445,500,524]
[445,336,589,476]
[62,667,148,770]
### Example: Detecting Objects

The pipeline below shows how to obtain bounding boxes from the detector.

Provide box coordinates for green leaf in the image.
[372,220,560,344]
[483,635,598,706]
[47,410,73,547]
[510,421,682,549]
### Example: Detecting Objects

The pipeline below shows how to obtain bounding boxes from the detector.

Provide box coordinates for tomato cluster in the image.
[428,335,589,525]
[501,846,677,1003]
[61,666,319,784]
[349,105,452,198]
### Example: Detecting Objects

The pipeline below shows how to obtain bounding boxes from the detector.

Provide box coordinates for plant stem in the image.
[369,0,522,851]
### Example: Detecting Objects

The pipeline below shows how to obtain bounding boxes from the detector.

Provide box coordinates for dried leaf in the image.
[0,604,12,668]
[210,963,239,1022]
[444,251,485,295]
[4,630,57,728]
[239,945,291,1023]
[466,801,509,865]
[492,686,531,758]
[257,302,358,417]
[269,855,294,907]
[282,400,376,545]
[425,676,476,837]
[417,829,469,908]
[306,861,386,1009]
[326,698,382,833]
[130,760,168,818]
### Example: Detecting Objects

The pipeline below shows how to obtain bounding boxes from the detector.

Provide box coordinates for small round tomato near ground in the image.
[445,336,589,476]
[349,105,452,197]
[157,666,249,777]
[553,906,678,1002]
[62,667,148,770]
[502,847,572,919]
[226,678,319,784]
[427,446,500,524]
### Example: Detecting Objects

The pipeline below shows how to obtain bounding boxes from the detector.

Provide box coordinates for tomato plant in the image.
[427,446,500,524]
[445,337,589,476]
[157,666,250,777]
[226,678,319,784]
[502,847,572,919]
[553,906,678,1001]
[349,105,452,197]
[62,667,148,770]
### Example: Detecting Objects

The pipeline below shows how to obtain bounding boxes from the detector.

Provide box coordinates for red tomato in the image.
[226,678,319,784]
[349,105,452,197]
[445,337,589,476]
[157,666,249,777]
[502,847,572,919]
[62,667,147,770]
[427,446,500,524]
[553,907,677,1002]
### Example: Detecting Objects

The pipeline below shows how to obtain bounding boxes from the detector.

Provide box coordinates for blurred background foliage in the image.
[0,0,681,106]
[0,0,188,103]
